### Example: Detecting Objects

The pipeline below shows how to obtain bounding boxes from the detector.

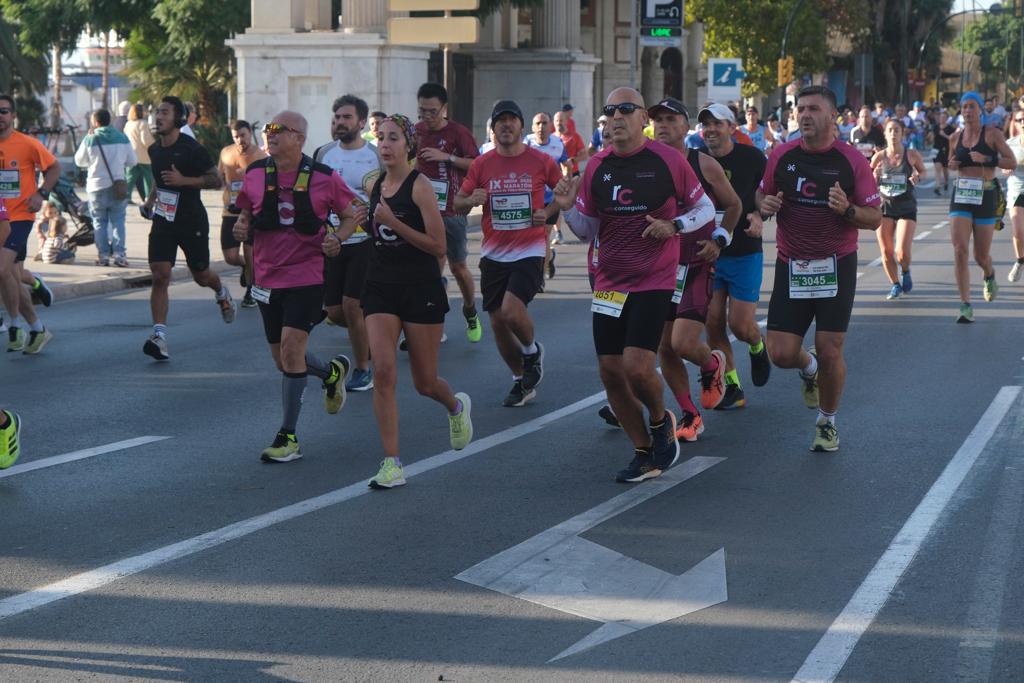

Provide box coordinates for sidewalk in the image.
[24,190,482,303]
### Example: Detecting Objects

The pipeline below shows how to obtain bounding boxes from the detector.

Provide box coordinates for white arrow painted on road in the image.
[456,456,727,662]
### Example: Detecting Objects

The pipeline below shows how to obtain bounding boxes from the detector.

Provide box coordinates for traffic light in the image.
[778,57,794,87]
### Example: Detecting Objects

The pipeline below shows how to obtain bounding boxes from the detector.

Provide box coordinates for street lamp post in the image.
[779,0,808,110]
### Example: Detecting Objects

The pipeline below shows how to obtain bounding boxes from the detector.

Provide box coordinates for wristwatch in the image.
[713,235,727,249]
[37,187,50,200]
[843,205,856,220]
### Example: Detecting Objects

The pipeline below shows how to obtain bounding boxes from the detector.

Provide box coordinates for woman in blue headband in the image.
[947,91,1015,323]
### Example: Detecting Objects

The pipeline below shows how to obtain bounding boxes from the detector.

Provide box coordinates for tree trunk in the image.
[51,45,63,128]
[101,32,110,110]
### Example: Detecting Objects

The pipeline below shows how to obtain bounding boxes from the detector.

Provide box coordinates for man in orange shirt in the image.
[0,93,59,354]
[218,119,266,307]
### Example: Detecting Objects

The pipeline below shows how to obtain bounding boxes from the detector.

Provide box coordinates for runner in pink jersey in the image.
[455,100,563,408]
[554,87,715,484]
[756,86,881,453]
[233,111,359,464]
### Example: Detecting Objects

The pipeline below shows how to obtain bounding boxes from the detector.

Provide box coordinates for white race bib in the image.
[789,256,838,299]
[154,189,181,222]
[591,290,628,317]
[0,169,20,200]
[879,173,907,198]
[856,143,875,157]
[429,178,448,208]
[229,180,243,205]
[490,192,533,230]
[954,177,984,206]
[250,285,271,304]
[671,264,689,304]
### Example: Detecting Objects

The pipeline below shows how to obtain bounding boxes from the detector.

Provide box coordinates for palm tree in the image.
[0,17,48,97]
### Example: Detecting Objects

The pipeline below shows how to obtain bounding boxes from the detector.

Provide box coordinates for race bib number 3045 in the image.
[789,256,838,299]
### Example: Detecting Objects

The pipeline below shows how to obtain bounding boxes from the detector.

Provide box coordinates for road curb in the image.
[47,260,238,304]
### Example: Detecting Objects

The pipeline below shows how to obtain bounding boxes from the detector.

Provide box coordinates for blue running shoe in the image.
[901,270,913,293]
[345,367,374,392]
[886,283,902,300]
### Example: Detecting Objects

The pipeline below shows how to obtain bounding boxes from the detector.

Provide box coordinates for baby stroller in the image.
[50,175,94,250]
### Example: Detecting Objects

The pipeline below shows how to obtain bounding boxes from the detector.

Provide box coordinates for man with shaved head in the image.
[233,110,360,463]
[553,87,716,483]
[142,94,230,362]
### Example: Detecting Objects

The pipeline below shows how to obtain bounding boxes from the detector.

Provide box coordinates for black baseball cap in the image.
[490,100,524,128]
[647,97,689,119]
[561,103,574,112]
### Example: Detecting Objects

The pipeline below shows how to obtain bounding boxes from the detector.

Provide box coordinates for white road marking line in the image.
[457,456,727,662]
[952,405,1024,679]
[792,386,1022,683]
[932,220,949,230]
[0,437,172,480]
[0,392,610,622]
[913,230,932,241]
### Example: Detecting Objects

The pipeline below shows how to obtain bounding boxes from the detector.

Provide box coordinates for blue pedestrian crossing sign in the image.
[707,58,746,102]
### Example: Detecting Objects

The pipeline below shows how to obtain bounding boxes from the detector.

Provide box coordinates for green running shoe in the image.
[261,431,302,463]
[811,418,839,452]
[466,313,482,343]
[369,457,406,489]
[0,410,21,469]
[800,348,819,409]
[324,354,351,414]
[957,302,975,324]
[22,328,53,355]
[983,276,998,302]
[7,327,25,352]
[449,392,473,450]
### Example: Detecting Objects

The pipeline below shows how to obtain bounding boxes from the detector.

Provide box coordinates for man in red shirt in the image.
[414,82,482,344]
[553,110,587,176]
[454,100,562,408]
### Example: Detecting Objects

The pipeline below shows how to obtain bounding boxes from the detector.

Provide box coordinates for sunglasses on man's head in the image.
[602,103,642,117]
[263,123,301,136]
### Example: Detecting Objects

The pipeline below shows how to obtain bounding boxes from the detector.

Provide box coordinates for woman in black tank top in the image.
[870,118,927,300]
[362,115,473,490]
[946,93,1017,323]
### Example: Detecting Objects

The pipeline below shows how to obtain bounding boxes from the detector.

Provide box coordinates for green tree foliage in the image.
[123,0,249,124]
[0,17,49,97]
[866,0,954,103]
[960,5,1024,93]
[687,0,871,96]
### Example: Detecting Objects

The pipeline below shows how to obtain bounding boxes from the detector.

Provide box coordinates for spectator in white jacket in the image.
[75,108,137,266]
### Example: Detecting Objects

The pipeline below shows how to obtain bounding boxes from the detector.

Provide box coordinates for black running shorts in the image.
[480,256,544,312]
[361,278,449,325]
[257,284,325,344]
[767,252,857,336]
[324,239,373,307]
[593,290,673,356]
[148,223,211,272]
[220,215,242,251]
[670,260,714,324]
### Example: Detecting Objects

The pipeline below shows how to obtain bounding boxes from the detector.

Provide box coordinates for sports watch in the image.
[843,205,856,220]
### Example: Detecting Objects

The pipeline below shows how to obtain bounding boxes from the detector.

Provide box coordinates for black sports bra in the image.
[953,126,998,168]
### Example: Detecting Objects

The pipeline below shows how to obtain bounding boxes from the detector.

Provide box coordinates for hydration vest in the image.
[252,155,332,235]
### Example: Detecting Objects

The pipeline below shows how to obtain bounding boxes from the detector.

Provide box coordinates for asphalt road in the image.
[1,193,1022,682]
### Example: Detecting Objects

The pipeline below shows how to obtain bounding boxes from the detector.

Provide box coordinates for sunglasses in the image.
[1016,118,1024,123]
[0,108,12,115]
[602,103,642,117]
[262,123,301,136]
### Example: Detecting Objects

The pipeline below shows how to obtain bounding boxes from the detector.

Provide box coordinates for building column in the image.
[532,0,580,51]
[343,0,389,34]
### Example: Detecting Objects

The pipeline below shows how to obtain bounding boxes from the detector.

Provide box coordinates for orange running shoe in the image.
[699,349,727,409]
[675,411,704,442]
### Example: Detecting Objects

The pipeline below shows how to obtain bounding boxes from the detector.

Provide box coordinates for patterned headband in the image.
[384,114,417,158]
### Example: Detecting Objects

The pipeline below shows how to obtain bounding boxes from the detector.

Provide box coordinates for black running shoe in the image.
[616,448,659,483]
[31,277,53,307]
[714,384,746,411]
[749,343,771,387]
[521,342,544,391]
[502,379,536,407]
[598,405,621,428]
[649,411,679,472]
[547,251,556,279]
